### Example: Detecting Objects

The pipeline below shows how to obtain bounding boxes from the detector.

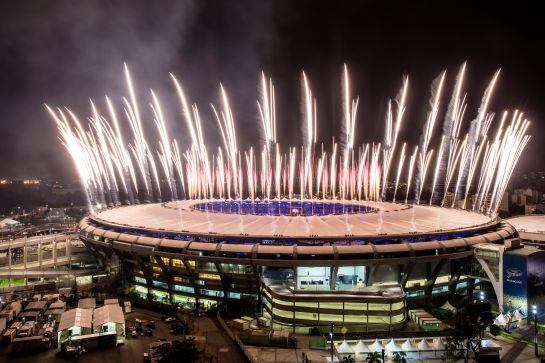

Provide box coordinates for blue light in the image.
[191,200,375,216]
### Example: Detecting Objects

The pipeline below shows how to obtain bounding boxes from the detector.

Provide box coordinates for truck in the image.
[11,336,46,353]
[17,321,36,337]
[0,301,22,322]
[2,328,17,345]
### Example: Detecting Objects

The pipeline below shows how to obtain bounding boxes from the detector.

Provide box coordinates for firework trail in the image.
[406,145,419,204]
[415,71,446,204]
[381,76,408,199]
[453,69,500,206]
[433,62,467,204]
[49,63,530,217]
[393,143,406,203]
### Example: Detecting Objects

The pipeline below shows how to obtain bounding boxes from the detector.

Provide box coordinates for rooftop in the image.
[507,215,545,234]
[90,199,496,239]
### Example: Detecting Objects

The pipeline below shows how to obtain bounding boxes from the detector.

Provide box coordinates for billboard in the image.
[503,252,528,314]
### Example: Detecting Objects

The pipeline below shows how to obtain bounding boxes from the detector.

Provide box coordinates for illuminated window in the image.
[153,281,168,289]
[173,276,190,283]
[151,289,169,303]
[134,276,146,285]
[199,273,221,280]
[172,259,185,268]
[173,285,195,294]
[133,285,148,299]
[200,289,224,297]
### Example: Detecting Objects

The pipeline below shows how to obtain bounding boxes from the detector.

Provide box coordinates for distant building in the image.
[0,218,21,230]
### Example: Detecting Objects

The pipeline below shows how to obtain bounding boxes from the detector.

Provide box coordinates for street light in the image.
[330,323,335,363]
[479,291,485,302]
[532,304,538,357]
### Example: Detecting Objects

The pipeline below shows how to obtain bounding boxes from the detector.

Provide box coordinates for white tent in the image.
[514,310,525,321]
[401,339,417,352]
[384,339,401,351]
[92,304,125,327]
[433,338,445,350]
[0,218,21,229]
[58,308,93,331]
[368,339,384,352]
[440,300,457,312]
[417,339,433,351]
[336,340,354,354]
[353,340,370,354]
[494,313,507,326]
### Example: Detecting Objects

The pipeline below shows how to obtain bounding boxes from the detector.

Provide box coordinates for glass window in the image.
[173,285,195,294]
[200,289,224,297]
[151,289,169,303]
[134,276,146,285]
[172,259,185,268]
[152,280,168,289]
[199,273,221,280]
[296,266,330,290]
[133,285,148,299]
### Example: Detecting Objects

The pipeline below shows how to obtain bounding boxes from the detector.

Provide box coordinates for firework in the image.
[49,63,531,216]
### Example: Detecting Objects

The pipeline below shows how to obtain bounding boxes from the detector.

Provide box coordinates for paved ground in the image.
[197,316,246,363]
[0,307,247,363]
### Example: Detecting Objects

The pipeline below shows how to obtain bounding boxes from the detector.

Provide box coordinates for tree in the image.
[152,339,200,363]
[392,351,407,363]
[342,355,355,363]
[445,301,494,363]
[489,324,501,336]
[365,352,383,363]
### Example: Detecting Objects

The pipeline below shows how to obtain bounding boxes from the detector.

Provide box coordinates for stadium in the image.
[78,199,518,333]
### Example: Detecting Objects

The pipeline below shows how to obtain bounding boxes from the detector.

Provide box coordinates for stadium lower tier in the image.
[78,212,518,333]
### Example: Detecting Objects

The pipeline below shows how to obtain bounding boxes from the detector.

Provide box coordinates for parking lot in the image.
[0,307,237,363]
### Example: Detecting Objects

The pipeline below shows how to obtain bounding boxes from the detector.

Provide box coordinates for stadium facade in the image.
[78,199,521,333]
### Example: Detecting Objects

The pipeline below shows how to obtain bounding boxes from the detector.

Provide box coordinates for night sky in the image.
[0,1,543,180]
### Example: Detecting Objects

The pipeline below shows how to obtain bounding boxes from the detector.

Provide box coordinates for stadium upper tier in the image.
[87,199,497,240]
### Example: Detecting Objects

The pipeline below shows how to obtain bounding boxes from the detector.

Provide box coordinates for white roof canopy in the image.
[401,339,417,352]
[93,304,125,327]
[433,338,445,350]
[59,308,93,331]
[336,340,354,354]
[353,340,370,353]
[368,339,384,352]
[92,200,495,239]
[417,339,433,351]
[384,339,401,351]
[440,301,456,312]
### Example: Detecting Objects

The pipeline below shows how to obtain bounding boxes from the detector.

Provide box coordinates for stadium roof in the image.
[507,215,545,234]
[90,200,496,239]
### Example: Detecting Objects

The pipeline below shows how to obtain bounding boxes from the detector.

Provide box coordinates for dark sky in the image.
[0,1,543,180]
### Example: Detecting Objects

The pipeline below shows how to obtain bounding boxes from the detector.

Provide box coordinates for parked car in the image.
[146,321,155,329]
[146,328,153,337]
[164,317,176,323]
[131,329,138,338]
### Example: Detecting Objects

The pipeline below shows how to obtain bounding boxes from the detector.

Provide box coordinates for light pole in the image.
[533,304,538,357]
[479,291,485,303]
[330,323,335,363]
